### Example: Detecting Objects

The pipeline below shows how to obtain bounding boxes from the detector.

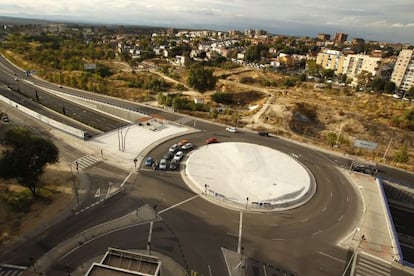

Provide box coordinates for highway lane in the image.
[0,55,412,274]
[0,65,128,134]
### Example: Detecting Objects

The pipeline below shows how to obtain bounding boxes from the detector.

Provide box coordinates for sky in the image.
[1,0,414,44]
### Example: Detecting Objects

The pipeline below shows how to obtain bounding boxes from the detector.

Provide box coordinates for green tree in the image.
[370,77,385,92]
[384,81,396,94]
[187,64,216,92]
[406,86,414,99]
[326,132,338,147]
[306,60,322,76]
[321,69,335,79]
[211,92,234,105]
[0,127,59,197]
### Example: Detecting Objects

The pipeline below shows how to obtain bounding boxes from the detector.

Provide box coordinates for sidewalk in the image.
[339,171,397,262]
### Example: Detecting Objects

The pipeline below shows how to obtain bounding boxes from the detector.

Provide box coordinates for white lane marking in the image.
[300,218,309,222]
[330,192,333,199]
[147,221,153,251]
[318,251,346,264]
[120,171,133,188]
[321,207,327,213]
[237,212,243,254]
[227,232,238,237]
[346,196,349,203]
[159,195,199,214]
[94,188,101,198]
[338,215,344,222]
[312,230,322,236]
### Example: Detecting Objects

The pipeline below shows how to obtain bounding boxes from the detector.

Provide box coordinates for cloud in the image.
[392,23,414,28]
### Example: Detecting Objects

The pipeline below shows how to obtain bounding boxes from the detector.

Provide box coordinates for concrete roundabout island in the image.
[184,142,317,211]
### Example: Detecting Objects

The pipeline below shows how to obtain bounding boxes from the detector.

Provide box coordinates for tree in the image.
[406,86,414,99]
[321,69,335,79]
[306,60,322,76]
[384,81,396,94]
[326,133,338,147]
[187,64,216,92]
[0,127,59,196]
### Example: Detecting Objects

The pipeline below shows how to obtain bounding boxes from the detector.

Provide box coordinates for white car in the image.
[169,143,179,152]
[226,127,237,133]
[159,158,167,170]
[173,151,184,161]
[181,142,193,150]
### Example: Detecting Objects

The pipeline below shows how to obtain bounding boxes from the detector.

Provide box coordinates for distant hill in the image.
[0,16,53,25]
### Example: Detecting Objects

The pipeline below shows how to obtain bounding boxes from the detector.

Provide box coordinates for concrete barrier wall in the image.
[49,89,148,122]
[377,177,403,263]
[0,94,85,139]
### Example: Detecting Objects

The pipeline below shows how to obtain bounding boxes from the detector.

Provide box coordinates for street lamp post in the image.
[204,184,209,195]
[245,197,249,209]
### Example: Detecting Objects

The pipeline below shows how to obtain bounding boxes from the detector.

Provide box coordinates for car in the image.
[206,137,218,144]
[258,131,270,137]
[226,126,237,133]
[178,139,189,146]
[163,152,174,160]
[169,159,179,170]
[169,144,179,152]
[144,157,154,166]
[173,151,184,161]
[181,142,193,150]
[159,159,167,170]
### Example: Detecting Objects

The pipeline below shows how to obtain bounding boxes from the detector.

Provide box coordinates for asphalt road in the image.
[0,55,413,275]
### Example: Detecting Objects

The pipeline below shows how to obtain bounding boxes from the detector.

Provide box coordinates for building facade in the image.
[391,49,414,92]
[342,54,382,79]
[334,32,348,45]
[316,49,346,73]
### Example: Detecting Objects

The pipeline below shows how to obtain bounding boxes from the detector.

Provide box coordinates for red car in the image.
[206,137,218,144]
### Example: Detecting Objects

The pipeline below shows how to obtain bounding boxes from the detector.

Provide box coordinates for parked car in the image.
[163,152,174,160]
[159,159,167,170]
[169,159,179,170]
[169,144,179,152]
[173,151,184,161]
[144,156,154,166]
[178,139,189,146]
[258,131,269,137]
[206,137,218,144]
[226,126,237,133]
[181,142,193,150]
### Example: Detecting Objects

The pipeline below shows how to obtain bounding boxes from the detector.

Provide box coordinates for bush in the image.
[3,190,34,213]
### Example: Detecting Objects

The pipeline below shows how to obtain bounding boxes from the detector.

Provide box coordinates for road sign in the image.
[354,139,378,150]
[84,63,96,70]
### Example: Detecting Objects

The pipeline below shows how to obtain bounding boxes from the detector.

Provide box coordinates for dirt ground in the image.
[0,160,74,248]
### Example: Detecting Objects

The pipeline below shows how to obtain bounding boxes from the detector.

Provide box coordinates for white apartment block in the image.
[342,54,382,79]
[391,49,414,92]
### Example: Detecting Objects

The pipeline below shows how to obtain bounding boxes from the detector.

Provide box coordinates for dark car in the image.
[163,152,174,160]
[258,131,270,137]
[169,159,179,170]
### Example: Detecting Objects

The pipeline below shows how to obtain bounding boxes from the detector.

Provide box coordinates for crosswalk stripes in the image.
[73,155,101,171]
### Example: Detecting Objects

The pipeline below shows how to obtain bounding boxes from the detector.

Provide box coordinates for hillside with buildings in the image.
[1,23,414,169]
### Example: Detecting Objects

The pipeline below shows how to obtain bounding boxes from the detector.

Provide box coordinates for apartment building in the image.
[334,32,348,45]
[342,54,382,79]
[390,49,414,92]
[316,49,346,74]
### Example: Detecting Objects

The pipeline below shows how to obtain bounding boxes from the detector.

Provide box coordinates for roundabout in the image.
[184,142,316,211]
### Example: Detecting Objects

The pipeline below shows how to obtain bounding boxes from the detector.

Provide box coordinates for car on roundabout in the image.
[163,152,175,160]
[159,158,167,170]
[226,126,237,133]
[206,137,218,144]
[144,156,154,166]
[169,159,179,170]
[181,142,193,150]
[178,139,189,146]
[173,151,184,161]
[169,143,179,152]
